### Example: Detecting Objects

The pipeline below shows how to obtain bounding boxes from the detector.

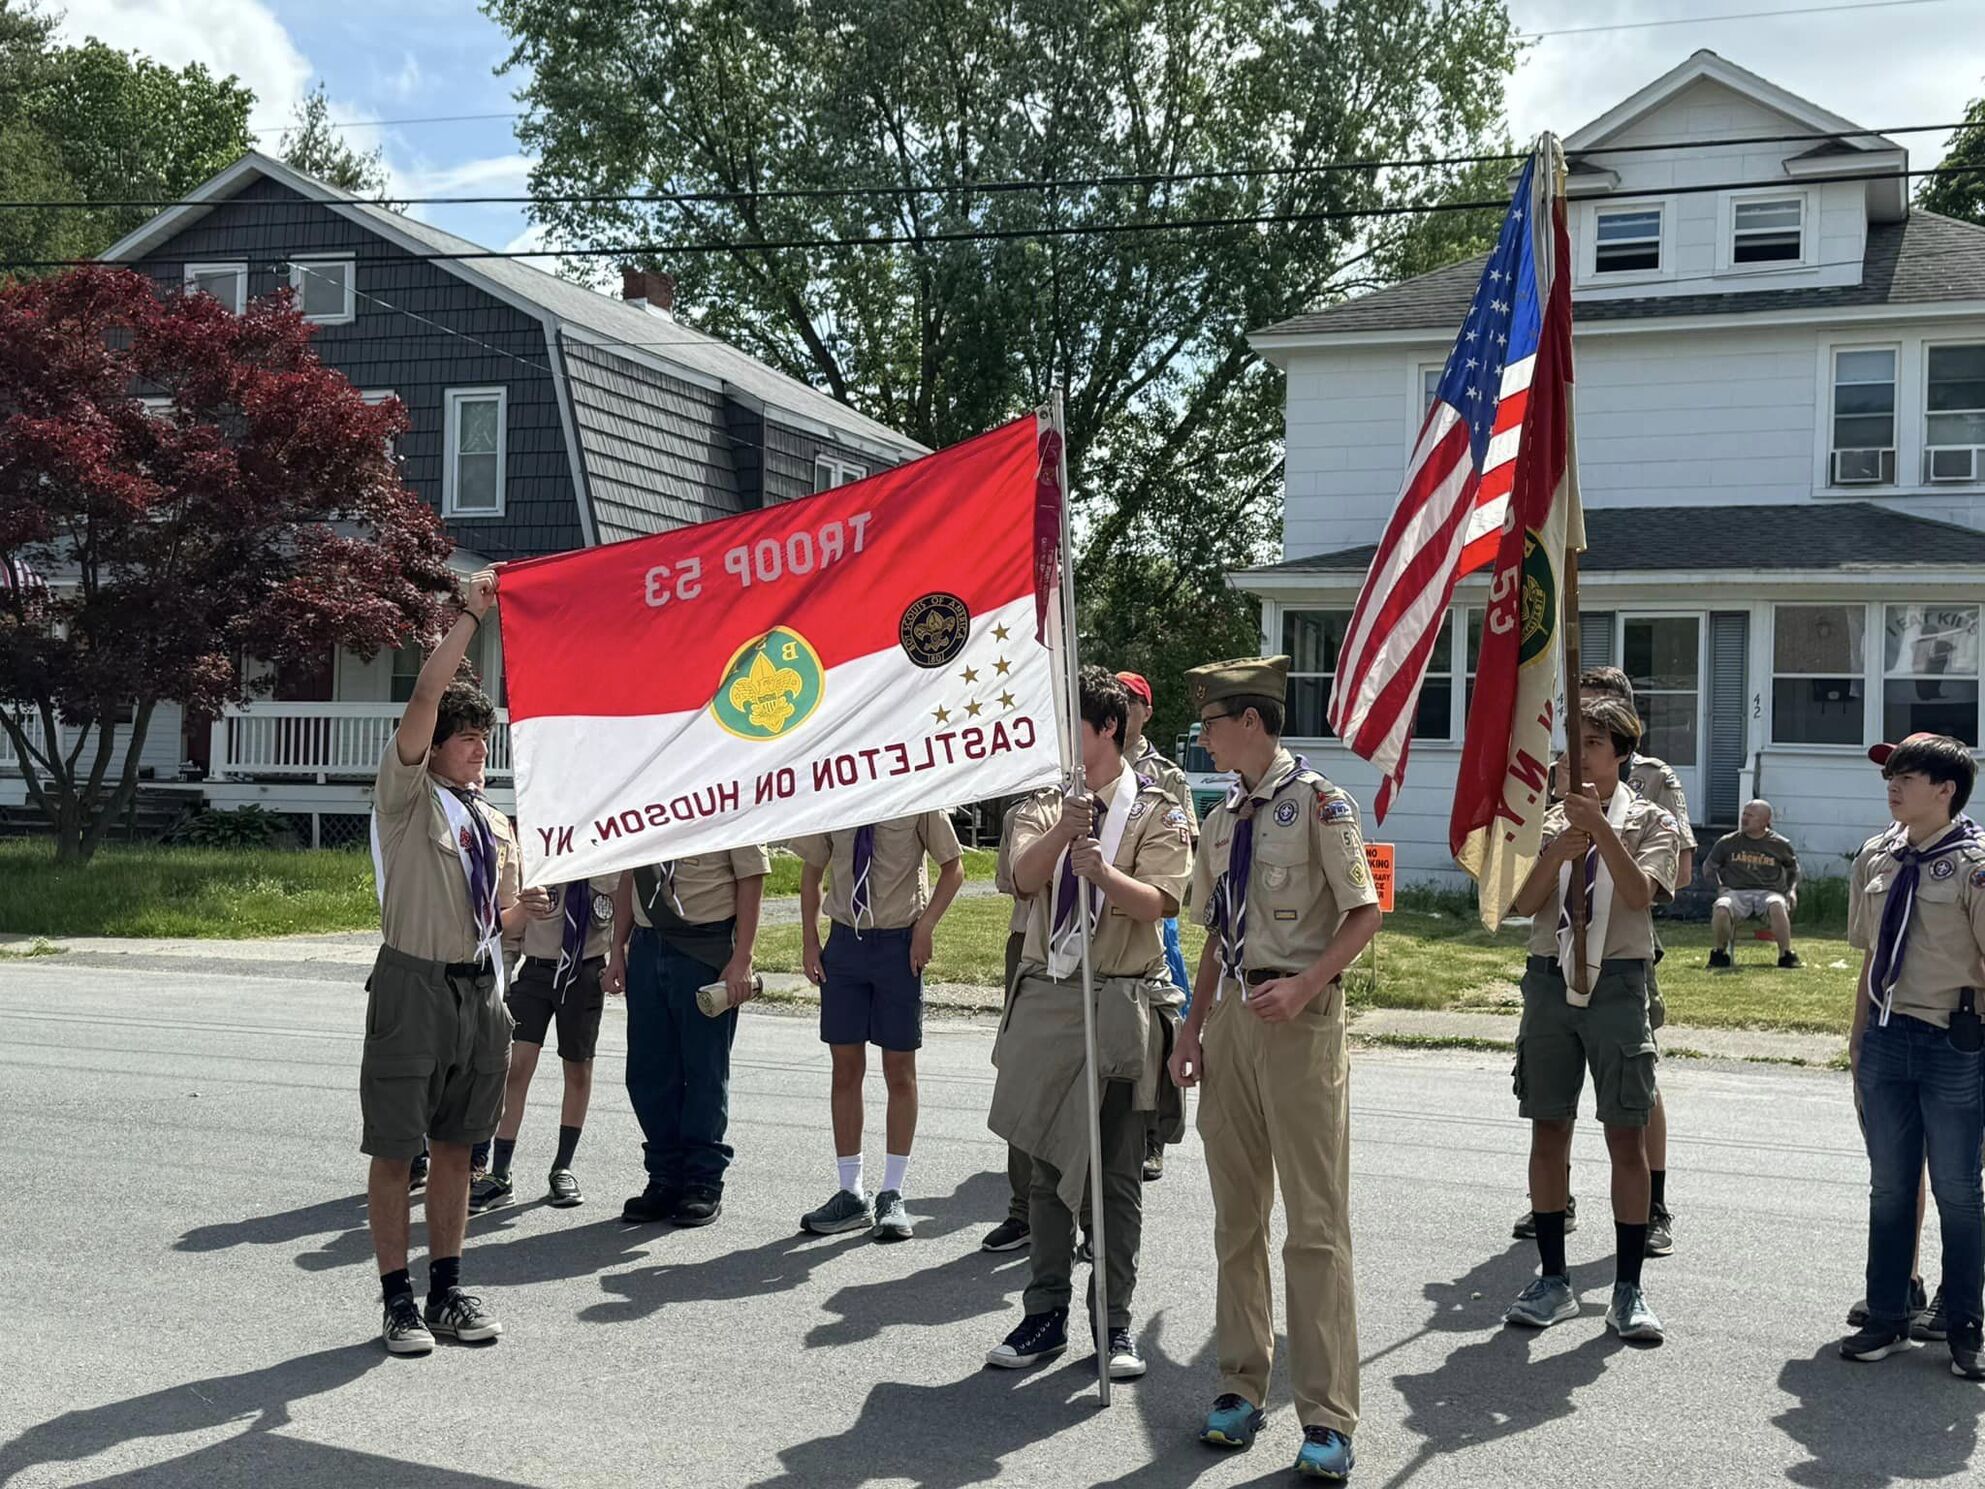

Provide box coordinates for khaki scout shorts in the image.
[1513,957,1659,1128]
[360,945,513,1160]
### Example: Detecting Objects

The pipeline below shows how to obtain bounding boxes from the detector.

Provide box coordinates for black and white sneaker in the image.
[1839,1323,1911,1362]
[1100,1326,1146,1379]
[801,1188,874,1235]
[981,1218,1030,1253]
[1645,1203,1674,1257]
[547,1168,583,1208]
[424,1288,503,1343]
[1952,1324,1985,1380]
[985,1308,1069,1369]
[1848,1278,1928,1329]
[871,1189,914,1242]
[1912,1287,1949,1343]
[469,1172,513,1213]
[382,1294,435,1355]
[407,1153,429,1193]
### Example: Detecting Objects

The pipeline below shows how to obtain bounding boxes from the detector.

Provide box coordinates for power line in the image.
[3,120,1973,214]
[245,111,521,137]
[1524,0,1958,40]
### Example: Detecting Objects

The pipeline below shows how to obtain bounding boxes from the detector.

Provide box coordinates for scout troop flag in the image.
[1451,136,1585,928]
[497,414,1067,886]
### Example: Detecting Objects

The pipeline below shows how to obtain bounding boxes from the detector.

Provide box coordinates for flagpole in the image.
[1050,387,1113,1408]
[1561,541,1590,999]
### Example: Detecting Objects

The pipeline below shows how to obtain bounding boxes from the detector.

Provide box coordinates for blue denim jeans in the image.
[1855,1013,1985,1335]
[1162,916,1191,1015]
[625,925,738,1193]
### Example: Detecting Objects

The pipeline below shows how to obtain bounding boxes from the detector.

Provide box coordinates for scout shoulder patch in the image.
[1316,789,1355,824]
[1164,806,1189,827]
[1971,866,1985,888]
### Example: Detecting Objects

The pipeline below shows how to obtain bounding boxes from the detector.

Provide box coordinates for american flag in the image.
[1327,146,1559,821]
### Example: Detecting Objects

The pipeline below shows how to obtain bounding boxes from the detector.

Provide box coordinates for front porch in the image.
[205,701,514,786]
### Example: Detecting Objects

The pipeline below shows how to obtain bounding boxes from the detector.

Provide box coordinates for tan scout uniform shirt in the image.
[1524,793,1681,960]
[997,797,1030,935]
[519,874,621,961]
[632,847,773,927]
[1012,769,1192,980]
[1134,738,1199,839]
[1629,753,1696,853]
[1190,750,1379,975]
[1848,827,1985,1029]
[373,747,519,962]
[791,812,964,929]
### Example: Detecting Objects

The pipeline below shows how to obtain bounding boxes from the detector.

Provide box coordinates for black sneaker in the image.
[1142,1143,1164,1182]
[1839,1322,1912,1362]
[1778,951,1802,969]
[985,1308,1069,1368]
[1645,1203,1674,1257]
[1952,1325,1985,1380]
[671,1187,723,1227]
[547,1168,583,1208]
[1513,1193,1577,1241]
[621,1183,681,1223]
[1848,1278,1928,1329]
[1912,1287,1949,1343]
[424,1287,502,1343]
[469,1172,513,1213]
[981,1218,1030,1253]
[1099,1325,1146,1379]
[407,1153,429,1192]
[381,1294,434,1355]
[1707,949,1732,970]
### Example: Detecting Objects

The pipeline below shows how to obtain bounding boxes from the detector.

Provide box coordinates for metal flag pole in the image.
[1050,387,1113,1408]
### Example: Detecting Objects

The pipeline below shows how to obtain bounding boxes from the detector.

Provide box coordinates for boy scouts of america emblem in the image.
[1274,801,1298,826]
[711,626,824,740]
[899,593,971,668]
[1517,529,1556,667]
[1932,858,1957,880]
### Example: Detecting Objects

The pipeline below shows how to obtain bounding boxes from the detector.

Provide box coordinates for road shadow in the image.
[0,1343,384,1488]
[59,1436,538,1488]
[175,1193,370,1256]
[1774,1341,1984,1487]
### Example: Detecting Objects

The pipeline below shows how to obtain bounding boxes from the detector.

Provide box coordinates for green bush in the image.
[168,805,296,850]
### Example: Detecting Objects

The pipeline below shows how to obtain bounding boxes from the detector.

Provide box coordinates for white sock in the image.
[883,1152,910,1196]
[837,1154,864,1199]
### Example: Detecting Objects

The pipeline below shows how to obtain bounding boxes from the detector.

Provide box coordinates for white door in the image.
[1620,613,1704,819]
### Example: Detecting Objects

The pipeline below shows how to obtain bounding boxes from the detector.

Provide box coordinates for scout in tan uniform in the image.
[984,667,1189,1382]
[605,844,769,1226]
[793,813,966,1241]
[469,872,621,1213]
[981,794,1039,1253]
[1839,732,1985,1379]
[1170,655,1379,1481]
[1502,696,1677,1347]
[365,569,545,1356]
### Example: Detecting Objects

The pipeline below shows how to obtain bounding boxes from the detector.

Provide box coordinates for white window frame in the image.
[1717,188,1815,275]
[183,262,247,313]
[1882,602,1982,747]
[813,455,869,492]
[1825,343,1899,489]
[1590,204,1666,278]
[288,256,355,325]
[1922,339,1985,486]
[443,387,507,519]
[1576,197,1674,288]
[1769,603,1871,749]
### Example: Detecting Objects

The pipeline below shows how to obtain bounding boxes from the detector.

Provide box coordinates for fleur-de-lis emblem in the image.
[727,651,805,735]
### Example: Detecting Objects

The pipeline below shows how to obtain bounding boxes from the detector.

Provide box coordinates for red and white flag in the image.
[497,414,1067,886]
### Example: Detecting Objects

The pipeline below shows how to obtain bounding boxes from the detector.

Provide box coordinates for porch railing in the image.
[210,702,513,782]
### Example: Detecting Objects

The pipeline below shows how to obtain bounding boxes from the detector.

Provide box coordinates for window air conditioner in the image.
[1831,448,1894,485]
[1925,446,1982,484]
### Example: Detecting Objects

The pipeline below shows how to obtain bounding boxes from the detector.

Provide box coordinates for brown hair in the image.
[1578,694,1642,761]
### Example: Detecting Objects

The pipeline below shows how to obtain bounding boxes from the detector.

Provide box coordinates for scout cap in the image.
[1186,656,1290,713]
[1115,671,1153,705]
[1868,731,1949,767]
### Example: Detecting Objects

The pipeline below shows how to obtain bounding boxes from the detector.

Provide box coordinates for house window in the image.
[1594,207,1662,274]
[1732,197,1804,264]
[289,257,355,324]
[1830,348,1896,486]
[1884,603,1979,746]
[1925,344,1985,483]
[814,456,869,492]
[184,263,247,313]
[1421,366,1442,417]
[1623,616,1699,767]
[1288,609,1451,741]
[443,388,506,517]
[390,644,422,704]
[1772,604,1865,746]
[1465,609,1612,719]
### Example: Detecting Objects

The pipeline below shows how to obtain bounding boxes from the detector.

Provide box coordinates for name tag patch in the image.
[1274,909,1298,921]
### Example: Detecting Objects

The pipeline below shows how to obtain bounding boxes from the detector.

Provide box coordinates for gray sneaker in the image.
[1605,1283,1665,1343]
[872,1189,914,1242]
[423,1288,502,1343]
[382,1294,434,1355]
[1504,1274,1578,1329]
[800,1188,874,1235]
[468,1172,513,1213]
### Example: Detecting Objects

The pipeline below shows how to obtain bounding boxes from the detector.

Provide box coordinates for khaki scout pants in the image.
[1197,980,1358,1435]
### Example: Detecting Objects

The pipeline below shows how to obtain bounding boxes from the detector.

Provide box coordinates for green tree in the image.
[280,82,400,204]
[1920,90,1985,225]
[487,0,1518,720]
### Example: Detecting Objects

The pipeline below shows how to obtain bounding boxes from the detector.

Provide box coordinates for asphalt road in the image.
[0,952,1976,1488]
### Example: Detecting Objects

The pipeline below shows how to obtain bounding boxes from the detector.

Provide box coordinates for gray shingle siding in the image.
[126,177,583,561]
[764,422,883,504]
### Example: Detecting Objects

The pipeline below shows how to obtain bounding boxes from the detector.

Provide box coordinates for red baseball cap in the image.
[1868,732,1944,767]
[1115,671,1153,705]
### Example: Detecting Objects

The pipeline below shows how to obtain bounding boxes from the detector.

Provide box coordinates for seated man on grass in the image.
[1703,800,1801,969]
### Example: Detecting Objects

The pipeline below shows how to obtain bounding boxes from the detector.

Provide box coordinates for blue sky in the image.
[49,0,1985,262]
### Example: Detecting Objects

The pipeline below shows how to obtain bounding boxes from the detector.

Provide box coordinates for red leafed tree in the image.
[0,265,457,862]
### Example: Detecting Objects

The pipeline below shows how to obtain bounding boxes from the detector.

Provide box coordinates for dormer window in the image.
[1731,196,1805,265]
[1594,207,1662,274]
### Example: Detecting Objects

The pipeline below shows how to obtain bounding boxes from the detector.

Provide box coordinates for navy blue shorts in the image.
[820,923,924,1051]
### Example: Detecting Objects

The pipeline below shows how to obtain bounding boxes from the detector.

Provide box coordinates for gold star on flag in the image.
[966,699,983,718]
[999,690,1016,709]
[933,705,951,725]
[961,666,979,684]
[993,624,1011,642]
[994,657,1011,676]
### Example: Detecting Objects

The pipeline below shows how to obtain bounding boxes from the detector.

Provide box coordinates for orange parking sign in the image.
[1365,843,1395,913]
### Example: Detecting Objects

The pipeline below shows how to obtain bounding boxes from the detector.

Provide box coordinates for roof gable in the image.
[1563,50,1895,155]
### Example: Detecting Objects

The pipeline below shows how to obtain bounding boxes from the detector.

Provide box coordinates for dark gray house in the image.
[67,150,926,839]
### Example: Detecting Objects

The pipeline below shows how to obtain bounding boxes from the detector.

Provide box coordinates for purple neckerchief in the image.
[1557,832,1599,951]
[553,880,590,995]
[443,785,501,954]
[850,824,877,936]
[1214,755,1306,985]
[1053,793,1108,942]
[1869,817,1980,1025]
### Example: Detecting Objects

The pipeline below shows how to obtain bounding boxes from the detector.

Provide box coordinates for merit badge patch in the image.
[1274,800,1298,826]
[1932,857,1958,880]
[899,593,971,669]
[1318,794,1354,825]
[592,892,615,924]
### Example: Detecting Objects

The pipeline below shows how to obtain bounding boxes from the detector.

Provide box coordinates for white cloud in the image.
[395,153,536,198]
[52,0,313,124]
[387,52,423,103]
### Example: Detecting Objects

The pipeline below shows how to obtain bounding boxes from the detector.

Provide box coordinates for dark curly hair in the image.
[1079,665,1129,748]
[433,680,496,750]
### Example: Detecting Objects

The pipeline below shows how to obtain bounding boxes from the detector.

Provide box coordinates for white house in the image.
[1242,51,1985,885]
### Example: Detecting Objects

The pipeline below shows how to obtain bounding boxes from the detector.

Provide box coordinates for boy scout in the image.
[982,795,1036,1254]
[1502,696,1676,1347]
[985,667,1188,1383]
[470,872,621,1212]
[605,845,769,1226]
[1839,732,1985,1380]
[365,569,545,1356]
[794,813,967,1241]
[1117,669,1198,1182]
[1170,655,1380,1481]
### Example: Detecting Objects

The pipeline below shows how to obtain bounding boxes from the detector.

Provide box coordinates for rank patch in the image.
[1274,801,1298,826]
[1347,858,1369,888]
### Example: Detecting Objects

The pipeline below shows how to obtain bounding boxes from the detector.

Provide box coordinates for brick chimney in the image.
[620,267,675,312]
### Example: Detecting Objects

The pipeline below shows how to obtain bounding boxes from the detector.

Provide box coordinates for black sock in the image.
[554,1124,582,1171]
[381,1268,413,1306]
[1616,1223,1648,1288]
[492,1137,517,1178]
[1650,1170,1667,1210]
[428,1255,461,1301]
[1535,1210,1568,1278]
